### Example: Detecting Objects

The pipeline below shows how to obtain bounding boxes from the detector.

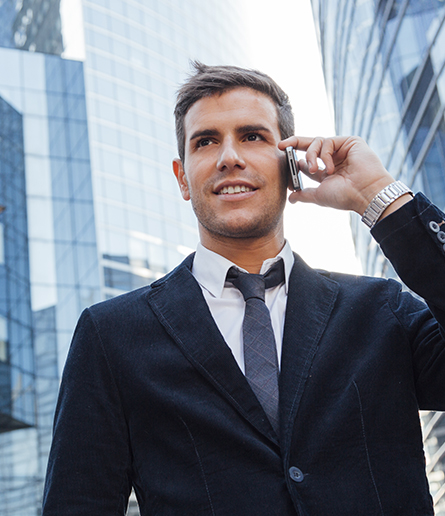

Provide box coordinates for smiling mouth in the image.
[217,185,255,195]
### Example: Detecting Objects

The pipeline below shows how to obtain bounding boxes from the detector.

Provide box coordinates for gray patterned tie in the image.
[226,259,284,434]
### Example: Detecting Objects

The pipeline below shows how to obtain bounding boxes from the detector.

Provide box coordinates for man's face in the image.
[173,87,288,246]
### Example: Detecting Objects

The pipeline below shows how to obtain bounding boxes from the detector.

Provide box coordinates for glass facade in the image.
[0,1,251,514]
[311,0,445,512]
[0,0,63,55]
[0,94,37,515]
[81,0,249,299]
[0,96,34,434]
[0,48,101,515]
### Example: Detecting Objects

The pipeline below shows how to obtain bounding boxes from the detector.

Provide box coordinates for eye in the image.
[196,138,213,148]
[245,133,262,142]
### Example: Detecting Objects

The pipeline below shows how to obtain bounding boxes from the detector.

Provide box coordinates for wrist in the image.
[361,181,414,228]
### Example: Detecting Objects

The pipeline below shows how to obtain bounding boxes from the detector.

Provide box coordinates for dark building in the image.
[0,96,34,435]
[0,0,63,55]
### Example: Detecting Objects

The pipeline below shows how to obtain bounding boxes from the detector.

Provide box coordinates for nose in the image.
[216,139,246,172]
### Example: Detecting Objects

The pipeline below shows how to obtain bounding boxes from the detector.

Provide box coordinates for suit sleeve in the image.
[372,193,445,409]
[42,308,132,515]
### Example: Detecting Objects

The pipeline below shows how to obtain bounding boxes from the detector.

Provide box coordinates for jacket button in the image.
[289,466,304,483]
[438,231,445,244]
[429,221,440,233]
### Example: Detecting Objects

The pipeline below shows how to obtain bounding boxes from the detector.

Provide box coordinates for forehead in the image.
[183,87,280,138]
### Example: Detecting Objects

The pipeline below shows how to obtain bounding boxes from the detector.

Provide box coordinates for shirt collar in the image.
[192,240,294,298]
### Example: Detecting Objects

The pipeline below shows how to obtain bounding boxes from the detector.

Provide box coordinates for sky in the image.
[244,0,363,274]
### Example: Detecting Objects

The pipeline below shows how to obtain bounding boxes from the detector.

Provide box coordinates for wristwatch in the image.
[361,181,413,228]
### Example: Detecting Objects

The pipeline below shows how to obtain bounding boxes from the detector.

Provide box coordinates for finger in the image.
[297,160,327,184]
[280,136,338,175]
[306,168,328,184]
[319,139,336,175]
[278,136,299,150]
[288,187,319,205]
[298,159,309,175]
[304,137,324,173]
[279,136,320,151]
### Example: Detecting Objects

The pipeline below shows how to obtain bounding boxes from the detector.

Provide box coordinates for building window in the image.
[0,222,4,265]
[0,315,7,362]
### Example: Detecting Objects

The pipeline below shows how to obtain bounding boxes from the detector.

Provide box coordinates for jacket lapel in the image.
[146,254,279,444]
[279,253,339,447]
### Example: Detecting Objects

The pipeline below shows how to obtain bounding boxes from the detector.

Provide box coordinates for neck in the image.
[200,230,285,274]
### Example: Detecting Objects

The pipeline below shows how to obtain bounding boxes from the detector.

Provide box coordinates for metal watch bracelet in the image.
[361,181,413,228]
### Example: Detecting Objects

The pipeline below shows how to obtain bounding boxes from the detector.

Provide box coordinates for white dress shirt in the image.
[192,241,294,373]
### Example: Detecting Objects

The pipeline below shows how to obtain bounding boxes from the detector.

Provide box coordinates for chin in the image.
[193,199,286,242]
[206,218,282,240]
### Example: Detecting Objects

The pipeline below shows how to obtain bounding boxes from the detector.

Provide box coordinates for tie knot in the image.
[226,259,285,302]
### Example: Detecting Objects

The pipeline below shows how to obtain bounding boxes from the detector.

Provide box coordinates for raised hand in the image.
[279,136,397,216]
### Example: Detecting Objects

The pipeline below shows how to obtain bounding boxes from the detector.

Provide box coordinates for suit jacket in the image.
[42,194,445,516]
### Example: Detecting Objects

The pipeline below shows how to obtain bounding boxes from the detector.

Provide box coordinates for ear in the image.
[172,158,191,201]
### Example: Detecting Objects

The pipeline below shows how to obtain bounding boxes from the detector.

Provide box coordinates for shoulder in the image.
[315,267,404,299]
[290,251,401,298]
[86,253,195,325]
[313,269,430,326]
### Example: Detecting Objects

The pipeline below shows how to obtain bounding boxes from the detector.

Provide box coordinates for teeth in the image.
[219,185,253,195]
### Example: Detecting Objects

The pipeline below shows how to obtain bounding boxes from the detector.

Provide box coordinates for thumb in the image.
[288,187,319,205]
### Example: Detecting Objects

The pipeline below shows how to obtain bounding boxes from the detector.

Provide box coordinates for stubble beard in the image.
[190,188,287,241]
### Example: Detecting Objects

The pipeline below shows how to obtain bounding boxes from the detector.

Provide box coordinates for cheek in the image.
[273,155,289,191]
[185,162,211,194]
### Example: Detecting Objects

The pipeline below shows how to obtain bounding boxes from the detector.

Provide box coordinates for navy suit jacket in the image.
[43,194,445,515]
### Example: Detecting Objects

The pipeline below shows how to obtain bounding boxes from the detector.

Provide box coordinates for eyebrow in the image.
[189,128,220,142]
[237,124,272,135]
[189,124,273,142]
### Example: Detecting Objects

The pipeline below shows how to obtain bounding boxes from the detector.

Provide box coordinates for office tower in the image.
[311,0,445,512]
[0,47,102,515]
[0,0,63,54]
[0,97,34,435]
[0,1,250,514]
[81,0,249,299]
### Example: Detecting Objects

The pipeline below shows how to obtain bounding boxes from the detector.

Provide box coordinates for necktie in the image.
[226,259,285,434]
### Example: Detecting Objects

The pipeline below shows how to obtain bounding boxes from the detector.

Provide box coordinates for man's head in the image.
[174,62,295,163]
[172,87,291,252]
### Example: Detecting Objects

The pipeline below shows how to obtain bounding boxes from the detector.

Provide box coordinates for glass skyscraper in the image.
[0,96,34,436]
[0,0,63,54]
[81,0,248,299]
[0,1,250,514]
[0,47,101,515]
[311,0,445,512]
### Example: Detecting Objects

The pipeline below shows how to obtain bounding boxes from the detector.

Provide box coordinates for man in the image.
[42,63,445,515]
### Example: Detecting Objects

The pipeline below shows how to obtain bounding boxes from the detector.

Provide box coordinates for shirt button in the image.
[289,466,304,483]
[429,221,440,233]
[437,231,445,244]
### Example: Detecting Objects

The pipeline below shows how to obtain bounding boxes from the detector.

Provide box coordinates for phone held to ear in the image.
[286,146,302,191]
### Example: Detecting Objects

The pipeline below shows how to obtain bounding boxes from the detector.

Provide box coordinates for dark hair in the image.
[174,61,295,162]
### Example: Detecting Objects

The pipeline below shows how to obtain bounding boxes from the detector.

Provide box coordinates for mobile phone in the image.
[286,146,302,191]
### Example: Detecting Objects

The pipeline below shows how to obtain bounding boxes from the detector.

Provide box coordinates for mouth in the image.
[215,184,256,195]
